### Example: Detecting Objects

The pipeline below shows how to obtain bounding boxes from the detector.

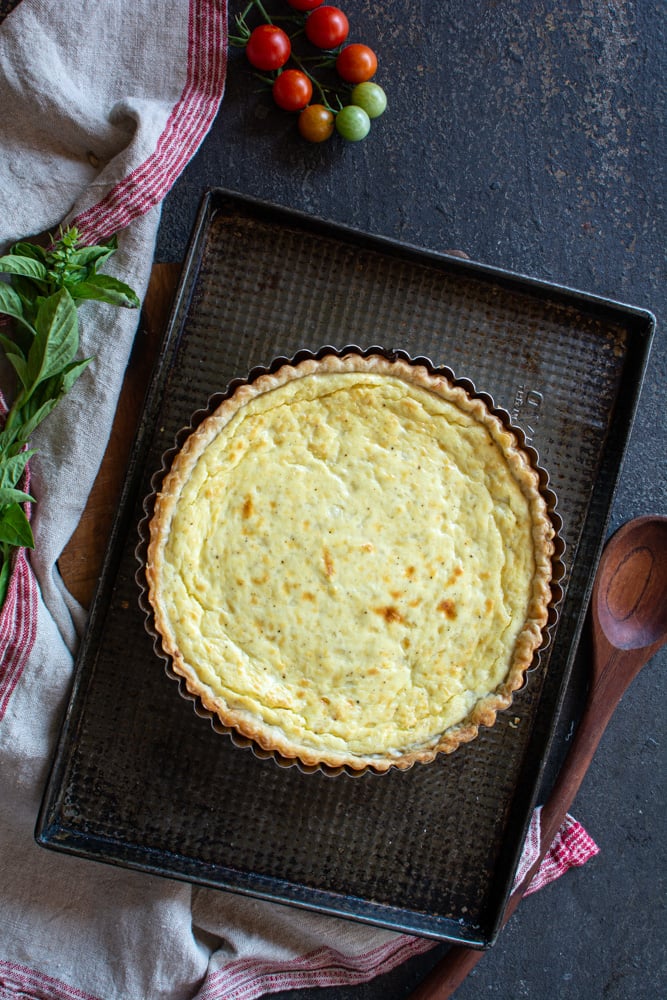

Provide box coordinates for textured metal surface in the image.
[36,191,653,949]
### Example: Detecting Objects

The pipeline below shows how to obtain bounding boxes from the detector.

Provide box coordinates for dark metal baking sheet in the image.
[36,189,655,948]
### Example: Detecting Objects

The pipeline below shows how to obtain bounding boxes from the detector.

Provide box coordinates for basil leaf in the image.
[28,287,79,387]
[0,333,27,361]
[4,349,31,390]
[67,273,140,308]
[0,254,48,282]
[0,282,28,324]
[11,242,47,263]
[66,244,117,271]
[10,398,58,446]
[56,356,91,395]
[12,275,43,313]
[0,486,34,505]
[0,502,34,548]
[26,357,90,416]
[0,555,10,609]
[0,450,35,488]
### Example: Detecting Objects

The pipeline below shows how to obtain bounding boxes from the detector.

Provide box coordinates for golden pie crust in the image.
[145,352,554,773]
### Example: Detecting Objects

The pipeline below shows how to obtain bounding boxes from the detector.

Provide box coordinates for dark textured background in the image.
[5,0,659,995]
[154,3,666,996]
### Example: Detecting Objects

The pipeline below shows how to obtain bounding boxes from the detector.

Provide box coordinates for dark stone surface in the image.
[155,2,666,996]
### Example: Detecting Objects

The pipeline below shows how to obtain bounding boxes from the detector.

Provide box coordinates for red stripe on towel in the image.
[524,813,600,896]
[0,547,38,720]
[0,393,37,721]
[0,960,104,1000]
[194,937,434,1000]
[72,0,227,244]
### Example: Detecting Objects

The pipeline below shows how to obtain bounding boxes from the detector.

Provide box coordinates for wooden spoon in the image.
[410,514,667,1000]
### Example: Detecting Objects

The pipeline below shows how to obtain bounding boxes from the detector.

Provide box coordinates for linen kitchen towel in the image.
[0,3,598,999]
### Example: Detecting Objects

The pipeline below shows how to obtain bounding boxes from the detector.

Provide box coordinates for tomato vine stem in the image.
[233,0,384,141]
[287,51,344,112]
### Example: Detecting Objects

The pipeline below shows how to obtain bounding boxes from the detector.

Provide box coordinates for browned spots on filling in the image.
[446,565,464,586]
[405,565,416,579]
[438,598,457,619]
[323,546,335,578]
[242,495,254,519]
[485,598,494,614]
[302,591,316,602]
[375,605,404,624]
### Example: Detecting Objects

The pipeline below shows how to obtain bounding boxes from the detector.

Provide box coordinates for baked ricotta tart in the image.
[145,352,555,773]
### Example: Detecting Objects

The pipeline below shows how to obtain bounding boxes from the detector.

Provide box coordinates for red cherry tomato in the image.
[272,69,313,112]
[298,104,335,142]
[305,6,349,50]
[286,0,324,9]
[245,25,291,71]
[335,43,378,83]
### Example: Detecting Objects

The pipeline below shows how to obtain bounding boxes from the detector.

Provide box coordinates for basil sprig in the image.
[0,227,139,608]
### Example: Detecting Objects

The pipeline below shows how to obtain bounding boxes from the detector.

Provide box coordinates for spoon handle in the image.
[408,657,627,1000]
[410,513,667,999]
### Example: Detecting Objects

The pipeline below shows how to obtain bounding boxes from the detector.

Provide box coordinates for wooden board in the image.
[57,262,181,607]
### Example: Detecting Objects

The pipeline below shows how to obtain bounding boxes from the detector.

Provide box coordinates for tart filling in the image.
[146,353,554,772]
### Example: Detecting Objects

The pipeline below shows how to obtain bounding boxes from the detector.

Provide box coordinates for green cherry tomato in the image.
[350,82,387,119]
[298,104,335,142]
[245,25,291,72]
[273,69,313,112]
[335,105,371,141]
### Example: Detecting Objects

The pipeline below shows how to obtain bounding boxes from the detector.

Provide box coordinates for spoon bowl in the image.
[593,515,667,651]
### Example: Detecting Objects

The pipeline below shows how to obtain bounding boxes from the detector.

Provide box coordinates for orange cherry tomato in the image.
[298,104,335,142]
[335,43,378,83]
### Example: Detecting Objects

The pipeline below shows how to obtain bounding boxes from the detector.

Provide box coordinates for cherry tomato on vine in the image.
[298,103,335,142]
[350,81,387,118]
[245,24,291,71]
[273,69,313,111]
[335,43,378,83]
[286,0,324,9]
[335,104,371,141]
[305,6,349,50]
